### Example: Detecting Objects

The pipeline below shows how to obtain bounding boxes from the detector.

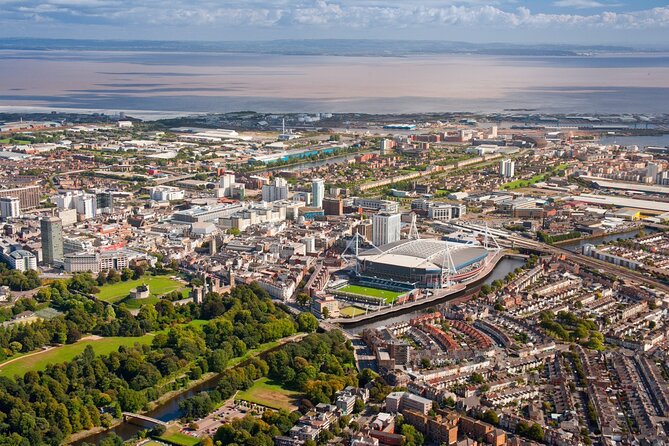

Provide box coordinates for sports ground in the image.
[337,284,404,303]
[236,377,300,411]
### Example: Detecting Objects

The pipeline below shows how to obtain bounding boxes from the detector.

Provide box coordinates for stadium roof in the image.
[359,239,489,272]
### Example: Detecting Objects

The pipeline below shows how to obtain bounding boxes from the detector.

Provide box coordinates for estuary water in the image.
[1,51,669,116]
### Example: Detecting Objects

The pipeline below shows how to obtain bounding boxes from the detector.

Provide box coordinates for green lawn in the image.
[236,377,300,411]
[340,306,366,317]
[338,284,404,303]
[158,430,201,446]
[0,138,31,145]
[187,319,209,329]
[503,163,569,190]
[0,335,154,378]
[123,296,161,309]
[227,339,281,368]
[96,275,186,303]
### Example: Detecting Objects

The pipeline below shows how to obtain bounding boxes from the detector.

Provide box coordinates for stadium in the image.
[356,238,493,289]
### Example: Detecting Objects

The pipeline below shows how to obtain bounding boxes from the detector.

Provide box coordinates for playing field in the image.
[236,377,300,411]
[96,275,186,303]
[0,335,154,378]
[338,284,404,303]
[340,306,366,317]
[157,430,201,446]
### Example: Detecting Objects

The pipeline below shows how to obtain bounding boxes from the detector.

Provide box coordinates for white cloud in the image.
[554,0,609,8]
[0,0,668,32]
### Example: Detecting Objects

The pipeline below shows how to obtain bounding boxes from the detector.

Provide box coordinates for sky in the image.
[0,0,668,46]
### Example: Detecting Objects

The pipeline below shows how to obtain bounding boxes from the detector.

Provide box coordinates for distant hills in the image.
[0,37,643,56]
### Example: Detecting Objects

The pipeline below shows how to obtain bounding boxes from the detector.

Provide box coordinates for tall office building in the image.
[73,193,97,219]
[41,216,64,265]
[372,212,401,247]
[0,197,20,219]
[499,159,515,178]
[220,173,236,197]
[647,162,662,183]
[380,139,395,155]
[311,178,325,208]
[262,177,289,202]
[323,197,343,216]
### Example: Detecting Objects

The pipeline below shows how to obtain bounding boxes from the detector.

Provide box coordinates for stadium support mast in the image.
[408,213,419,240]
[482,223,501,265]
[440,243,457,289]
[342,231,378,273]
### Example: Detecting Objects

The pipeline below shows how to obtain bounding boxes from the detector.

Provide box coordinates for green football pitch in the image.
[338,284,404,303]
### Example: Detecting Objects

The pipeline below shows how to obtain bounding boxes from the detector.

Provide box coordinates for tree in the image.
[297,313,318,333]
[358,368,378,387]
[106,269,121,284]
[401,424,424,446]
[482,409,499,426]
[470,373,484,384]
[96,271,107,286]
[121,268,133,282]
[132,264,145,280]
[527,424,545,442]
[296,293,312,308]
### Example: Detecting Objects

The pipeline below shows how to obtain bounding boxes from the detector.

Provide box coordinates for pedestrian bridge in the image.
[122,412,168,428]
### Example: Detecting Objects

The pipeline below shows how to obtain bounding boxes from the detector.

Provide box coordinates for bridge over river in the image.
[122,412,168,428]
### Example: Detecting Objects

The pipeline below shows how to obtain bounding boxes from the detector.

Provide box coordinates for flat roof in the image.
[568,194,669,213]
[581,176,669,195]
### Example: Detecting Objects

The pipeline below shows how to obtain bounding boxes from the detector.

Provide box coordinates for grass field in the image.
[0,138,31,145]
[0,335,154,378]
[123,296,161,309]
[227,339,281,368]
[158,429,201,446]
[502,163,569,190]
[187,319,209,329]
[338,284,404,303]
[340,306,366,317]
[236,377,300,411]
[96,275,185,303]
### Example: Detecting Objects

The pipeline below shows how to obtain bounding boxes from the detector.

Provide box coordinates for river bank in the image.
[69,333,307,445]
[243,148,368,174]
[554,225,659,252]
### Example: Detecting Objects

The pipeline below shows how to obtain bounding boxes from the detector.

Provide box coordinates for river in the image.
[597,135,669,148]
[72,256,524,445]
[558,228,656,253]
[343,257,525,335]
[255,152,366,174]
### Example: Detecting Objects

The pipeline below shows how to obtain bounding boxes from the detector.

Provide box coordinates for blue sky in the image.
[0,0,668,45]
